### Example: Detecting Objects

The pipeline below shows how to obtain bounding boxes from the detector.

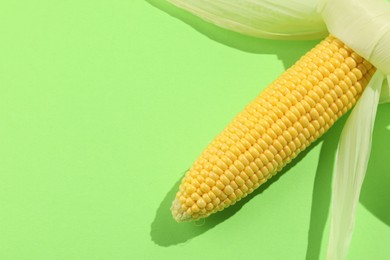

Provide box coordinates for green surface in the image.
[0,1,389,259]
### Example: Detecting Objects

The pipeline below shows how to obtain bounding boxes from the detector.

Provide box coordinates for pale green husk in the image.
[168,0,327,39]
[327,71,385,260]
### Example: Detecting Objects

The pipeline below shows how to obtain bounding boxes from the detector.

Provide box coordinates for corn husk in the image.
[327,70,385,260]
[168,0,327,39]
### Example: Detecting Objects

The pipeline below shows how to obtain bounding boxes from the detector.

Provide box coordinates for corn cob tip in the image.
[171,199,191,222]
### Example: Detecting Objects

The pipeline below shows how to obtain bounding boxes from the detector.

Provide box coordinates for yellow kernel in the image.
[209,172,220,181]
[205,177,215,187]
[230,181,239,190]
[330,58,341,69]
[259,154,268,165]
[272,139,283,151]
[295,103,306,115]
[329,73,339,85]
[297,85,308,95]
[268,146,277,156]
[313,70,324,81]
[267,128,277,139]
[200,183,210,193]
[293,138,301,147]
[363,60,373,70]
[246,179,254,188]
[276,119,287,131]
[279,150,287,159]
[228,193,237,201]
[264,150,274,161]
[340,95,349,106]
[307,124,316,135]
[316,103,325,115]
[244,166,254,177]
[257,138,268,151]
[191,179,200,188]
[318,67,330,77]
[312,120,320,130]
[299,116,310,128]
[318,82,329,93]
[290,103,301,118]
[274,154,283,164]
[212,165,224,175]
[191,204,200,213]
[323,78,334,88]
[191,193,200,201]
[224,185,234,196]
[284,146,292,156]
[300,128,309,139]
[207,191,216,200]
[238,154,250,166]
[186,184,196,194]
[220,174,231,186]
[219,192,228,201]
[302,79,313,90]
[235,176,245,186]
[234,160,245,172]
[197,198,206,208]
[293,122,303,133]
[301,100,313,113]
[324,61,335,72]
[345,57,357,69]
[249,161,259,173]
[215,180,225,190]
[289,142,296,151]
[346,90,354,101]
[202,193,211,203]
[357,63,367,75]
[185,197,194,207]
[212,198,220,206]
[278,134,288,147]
[340,63,350,74]
[339,48,349,58]
[351,68,363,80]
[334,68,345,79]
[216,159,228,171]
[333,53,344,63]
[347,72,357,84]
[241,184,249,193]
[334,85,344,97]
[319,99,329,110]
[285,111,297,123]
[351,52,363,63]
[206,203,214,211]
[262,134,273,145]
[282,131,293,143]
[241,138,252,149]
[235,189,244,198]
[309,90,322,102]
[271,124,283,136]
[310,109,320,120]
[289,127,299,139]
[240,171,249,181]
[250,174,259,183]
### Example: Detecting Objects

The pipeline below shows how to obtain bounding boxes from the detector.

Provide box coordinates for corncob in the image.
[171,35,376,222]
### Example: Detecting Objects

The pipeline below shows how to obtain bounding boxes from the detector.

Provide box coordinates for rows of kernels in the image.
[172,36,376,222]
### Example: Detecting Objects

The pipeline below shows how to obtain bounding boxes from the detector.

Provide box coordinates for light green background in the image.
[0,1,389,259]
